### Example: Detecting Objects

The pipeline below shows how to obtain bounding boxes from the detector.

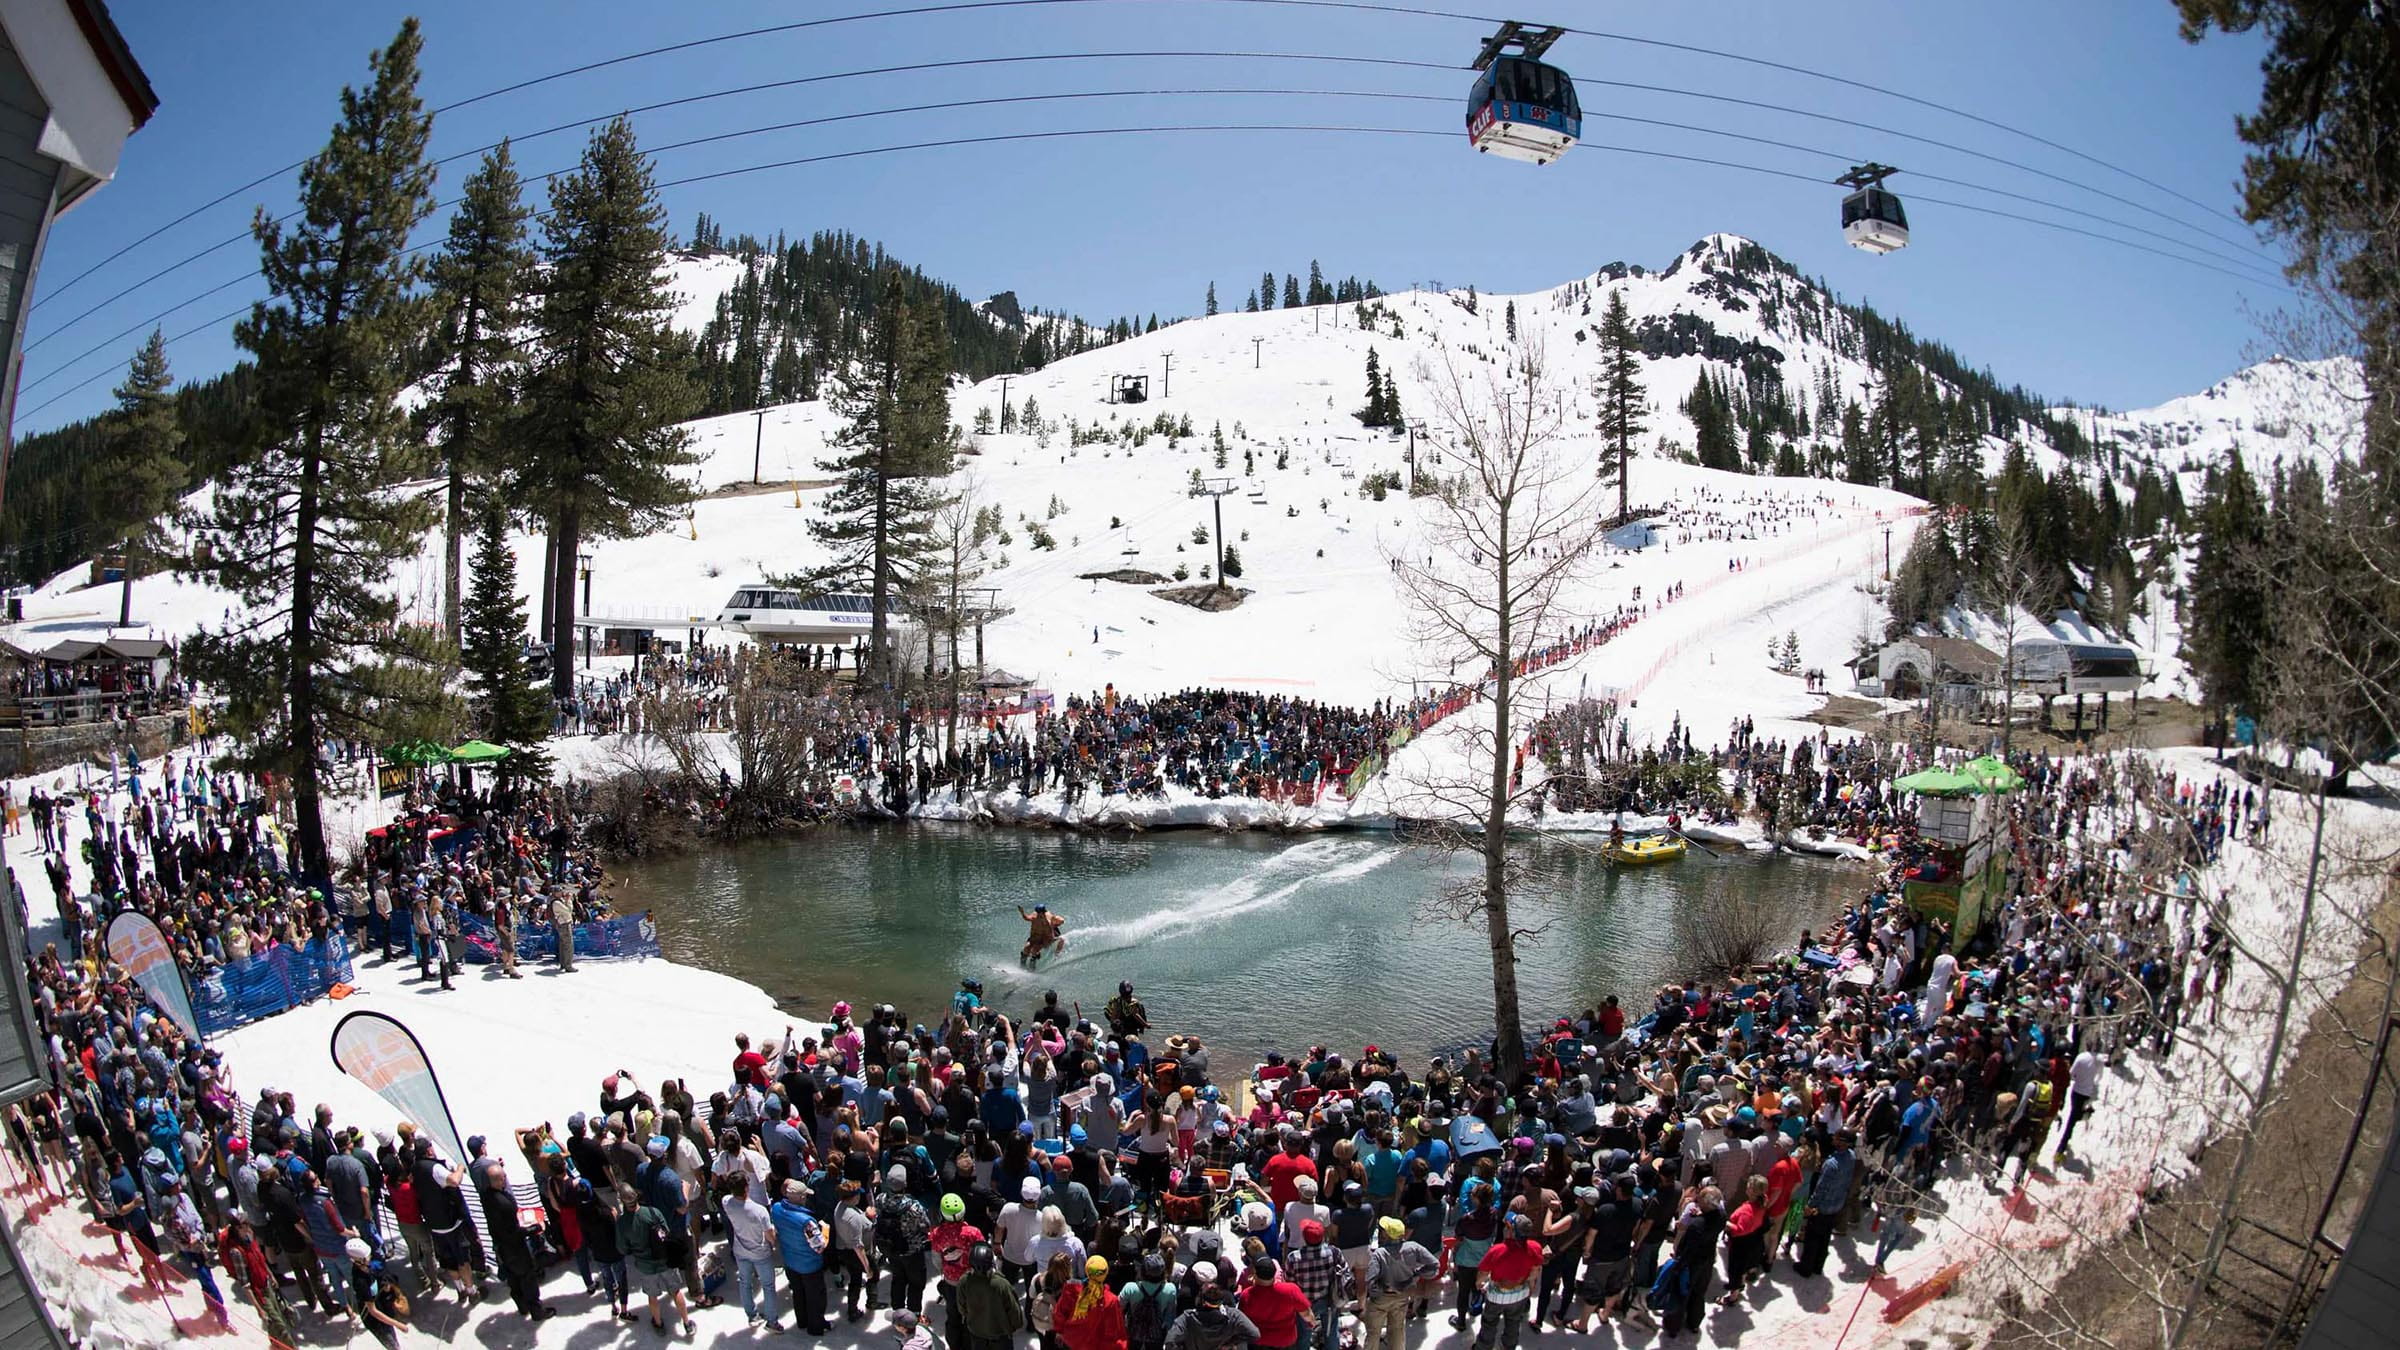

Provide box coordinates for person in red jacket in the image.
[1055,1255,1128,1350]
[1238,1255,1316,1350]
[217,1216,295,1345]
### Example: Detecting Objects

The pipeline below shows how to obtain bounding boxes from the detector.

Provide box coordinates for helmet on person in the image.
[940,1193,966,1220]
[969,1243,998,1274]
[1119,981,1134,996]
[1033,904,1048,914]
[961,978,982,994]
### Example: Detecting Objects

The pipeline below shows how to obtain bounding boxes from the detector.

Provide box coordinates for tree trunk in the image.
[290,425,331,889]
[539,528,555,636]
[1486,518,1527,1083]
[946,568,961,757]
[868,469,891,703]
[443,462,464,644]
[551,505,580,698]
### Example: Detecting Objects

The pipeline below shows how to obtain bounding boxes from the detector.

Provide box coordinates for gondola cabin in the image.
[715,586,910,645]
[1466,23,1578,166]
[1836,163,1909,254]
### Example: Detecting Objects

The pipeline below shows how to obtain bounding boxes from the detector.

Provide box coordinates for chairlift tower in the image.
[1197,476,1239,593]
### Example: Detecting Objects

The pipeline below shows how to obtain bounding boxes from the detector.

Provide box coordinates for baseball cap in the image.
[1021,1177,1042,1201]
[1379,1217,1406,1240]
[1300,1219,1325,1243]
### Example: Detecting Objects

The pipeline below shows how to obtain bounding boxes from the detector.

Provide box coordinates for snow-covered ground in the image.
[10,734,2389,1350]
[6,237,2385,1348]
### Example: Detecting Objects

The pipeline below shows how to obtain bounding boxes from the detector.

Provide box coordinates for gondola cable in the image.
[32,0,2270,315]
[14,117,2293,426]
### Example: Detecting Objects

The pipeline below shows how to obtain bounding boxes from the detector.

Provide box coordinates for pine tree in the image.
[184,20,438,889]
[1282,274,1302,309]
[811,271,957,698]
[1360,349,1386,427]
[1505,300,1518,341]
[1259,271,1276,313]
[767,331,804,404]
[423,140,534,644]
[2184,448,2271,737]
[1244,291,1259,313]
[1205,281,1218,316]
[1221,544,1244,579]
[517,116,700,698]
[1306,260,1329,305]
[1594,291,1646,519]
[459,504,553,779]
[104,330,185,626]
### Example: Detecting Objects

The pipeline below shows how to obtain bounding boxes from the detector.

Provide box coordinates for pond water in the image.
[614,825,1865,1065]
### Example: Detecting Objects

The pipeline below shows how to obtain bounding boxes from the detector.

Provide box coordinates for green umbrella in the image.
[1894,766,1978,796]
[448,740,513,764]
[1960,755,2024,794]
[383,740,452,766]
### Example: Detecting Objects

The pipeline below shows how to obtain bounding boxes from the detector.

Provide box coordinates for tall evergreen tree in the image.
[423,140,533,644]
[1594,290,1646,520]
[1204,281,1218,317]
[2183,449,2271,738]
[458,504,553,779]
[1306,259,1329,305]
[104,330,184,627]
[1281,274,1302,309]
[811,271,957,698]
[184,20,438,889]
[517,116,699,698]
[1360,349,1386,427]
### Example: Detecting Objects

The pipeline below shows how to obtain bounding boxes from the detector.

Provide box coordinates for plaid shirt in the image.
[1283,1240,1355,1304]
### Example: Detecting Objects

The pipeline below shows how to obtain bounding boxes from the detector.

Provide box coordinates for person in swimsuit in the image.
[1018,905,1066,965]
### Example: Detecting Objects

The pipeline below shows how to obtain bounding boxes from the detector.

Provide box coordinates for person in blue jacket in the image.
[771,1178,833,1334]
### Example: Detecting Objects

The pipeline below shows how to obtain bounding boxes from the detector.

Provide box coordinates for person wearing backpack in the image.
[1120,1252,1180,1350]
[876,1166,933,1315]
[1361,1217,1438,1350]
[618,1181,696,1335]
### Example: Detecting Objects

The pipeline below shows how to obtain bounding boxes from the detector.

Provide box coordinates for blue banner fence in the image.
[191,931,356,1036]
[455,910,660,965]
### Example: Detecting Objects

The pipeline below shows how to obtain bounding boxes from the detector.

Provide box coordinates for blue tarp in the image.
[455,910,660,964]
[192,932,356,1036]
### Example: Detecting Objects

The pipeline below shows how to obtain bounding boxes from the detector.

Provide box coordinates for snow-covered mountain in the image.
[15,232,2359,715]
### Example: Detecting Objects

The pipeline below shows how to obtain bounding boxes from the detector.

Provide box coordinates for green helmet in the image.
[940,1193,965,1220]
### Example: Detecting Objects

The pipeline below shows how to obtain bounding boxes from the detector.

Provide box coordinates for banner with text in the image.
[331,1011,468,1168]
[103,910,200,1043]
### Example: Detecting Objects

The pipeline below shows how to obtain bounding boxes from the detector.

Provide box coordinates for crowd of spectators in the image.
[5,732,2271,1347]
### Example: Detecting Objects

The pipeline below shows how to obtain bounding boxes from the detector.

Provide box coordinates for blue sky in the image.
[15,0,2280,436]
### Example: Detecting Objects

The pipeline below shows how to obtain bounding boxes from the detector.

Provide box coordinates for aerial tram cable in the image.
[33,0,2269,316]
[23,50,1465,355]
[15,112,2289,425]
[26,41,2275,358]
[18,87,2291,408]
[1229,0,2260,235]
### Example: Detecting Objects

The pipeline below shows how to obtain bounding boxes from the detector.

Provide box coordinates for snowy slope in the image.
[2075,353,2364,482]
[14,232,2335,719]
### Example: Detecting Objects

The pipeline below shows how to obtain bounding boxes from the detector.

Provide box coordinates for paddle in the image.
[1666,823,1725,860]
